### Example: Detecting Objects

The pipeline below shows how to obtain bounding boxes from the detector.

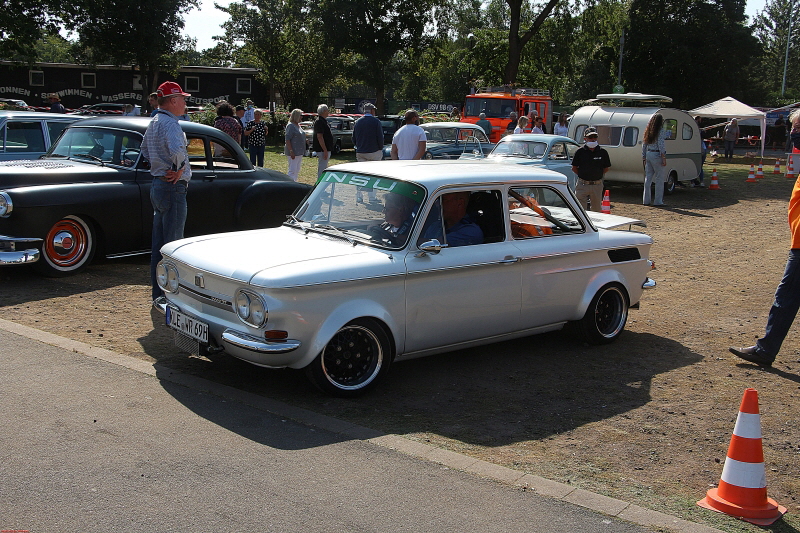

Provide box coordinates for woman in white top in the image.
[514,115,528,134]
[284,108,305,181]
[553,114,569,136]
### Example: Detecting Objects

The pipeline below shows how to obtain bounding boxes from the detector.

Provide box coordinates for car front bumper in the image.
[0,235,41,265]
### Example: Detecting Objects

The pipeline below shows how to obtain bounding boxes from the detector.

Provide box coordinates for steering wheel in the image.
[369,224,400,245]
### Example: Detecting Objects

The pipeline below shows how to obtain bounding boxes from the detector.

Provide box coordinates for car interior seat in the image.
[467,191,505,244]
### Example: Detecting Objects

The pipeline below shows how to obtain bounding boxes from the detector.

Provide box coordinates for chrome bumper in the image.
[0,235,41,265]
[153,298,301,354]
[642,277,656,289]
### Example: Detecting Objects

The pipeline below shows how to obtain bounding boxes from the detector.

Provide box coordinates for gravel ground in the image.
[2,157,800,532]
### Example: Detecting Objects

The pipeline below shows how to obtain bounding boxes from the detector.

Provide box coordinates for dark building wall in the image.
[0,62,269,110]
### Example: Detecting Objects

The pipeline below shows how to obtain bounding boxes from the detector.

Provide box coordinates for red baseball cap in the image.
[157,81,190,98]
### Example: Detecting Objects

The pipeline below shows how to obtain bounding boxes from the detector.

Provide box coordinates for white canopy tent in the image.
[689,97,767,158]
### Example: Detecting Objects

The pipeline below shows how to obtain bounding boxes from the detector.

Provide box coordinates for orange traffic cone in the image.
[708,168,720,190]
[746,164,757,182]
[756,162,764,179]
[774,159,782,174]
[601,190,611,214]
[787,155,796,180]
[697,389,786,526]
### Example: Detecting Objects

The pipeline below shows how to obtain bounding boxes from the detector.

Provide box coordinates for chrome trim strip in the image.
[177,283,233,311]
[642,277,656,289]
[221,329,301,354]
[517,246,650,263]
[0,248,40,265]
[105,249,149,259]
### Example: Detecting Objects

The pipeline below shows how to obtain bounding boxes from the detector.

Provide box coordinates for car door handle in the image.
[203,175,216,182]
[499,256,520,264]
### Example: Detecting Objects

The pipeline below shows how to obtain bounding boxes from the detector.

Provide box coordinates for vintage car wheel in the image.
[332,140,342,155]
[423,151,434,160]
[306,318,391,397]
[35,215,96,277]
[577,283,629,345]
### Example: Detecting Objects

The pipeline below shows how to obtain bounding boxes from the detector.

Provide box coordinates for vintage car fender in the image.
[291,297,403,370]
[234,179,312,230]
[573,267,639,321]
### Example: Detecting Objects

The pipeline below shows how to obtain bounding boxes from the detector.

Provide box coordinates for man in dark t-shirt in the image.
[571,127,611,212]
[313,104,334,178]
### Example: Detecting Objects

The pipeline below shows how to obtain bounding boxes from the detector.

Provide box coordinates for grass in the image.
[259,145,358,186]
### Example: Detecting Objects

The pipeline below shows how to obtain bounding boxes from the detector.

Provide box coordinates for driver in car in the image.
[370,192,418,246]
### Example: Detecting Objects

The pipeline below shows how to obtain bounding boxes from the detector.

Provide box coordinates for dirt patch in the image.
[3,159,800,532]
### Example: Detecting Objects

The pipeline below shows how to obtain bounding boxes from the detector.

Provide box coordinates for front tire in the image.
[35,215,96,277]
[577,284,629,345]
[305,318,391,397]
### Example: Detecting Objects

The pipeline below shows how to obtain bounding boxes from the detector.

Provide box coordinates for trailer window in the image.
[595,126,622,147]
[623,127,638,146]
[682,122,694,140]
[663,119,677,140]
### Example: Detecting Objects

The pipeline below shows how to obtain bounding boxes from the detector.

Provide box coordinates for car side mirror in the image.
[416,239,447,257]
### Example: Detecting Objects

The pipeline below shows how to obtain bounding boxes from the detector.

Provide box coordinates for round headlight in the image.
[156,262,168,289]
[234,289,268,327]
[236,291,251,320]
[0,192,12,217]
[166,265,179,293]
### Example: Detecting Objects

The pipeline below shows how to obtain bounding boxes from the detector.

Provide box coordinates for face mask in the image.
[586,141,598,148]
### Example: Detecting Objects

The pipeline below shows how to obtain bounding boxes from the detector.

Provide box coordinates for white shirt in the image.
[514,127,524,134]
[531,126,544,134]
[392,124,427,160]
[554,123,569,136]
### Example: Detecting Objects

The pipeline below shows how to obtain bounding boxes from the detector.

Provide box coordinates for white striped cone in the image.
[708,168,720,190]
[774,160,781,174]
[697,388,786,525]
[787,155,796,180]
[601,190,611,214]
[746,164,757,182]
[756,162,764,179]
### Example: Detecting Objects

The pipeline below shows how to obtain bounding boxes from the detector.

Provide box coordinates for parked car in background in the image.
[0,111,84,161]
[477,134,581,189]
[303,116,356,155]
[0,117,311,276]
[155,160,655,396]
[0,98,32,110]
[69,103,129,115]
[382,122,494,160]
[378,115,404,144]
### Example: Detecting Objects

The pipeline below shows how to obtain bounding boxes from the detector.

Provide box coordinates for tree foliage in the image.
[752,0,799,103]
[0,0,64,61]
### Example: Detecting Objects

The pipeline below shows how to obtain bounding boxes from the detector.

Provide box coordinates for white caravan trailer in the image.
[568,94,702,192]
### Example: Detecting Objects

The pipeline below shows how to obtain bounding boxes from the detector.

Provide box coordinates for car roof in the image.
[69,116,222,135]
[421,122,482,129]
[327,160,568,191]
[497,134,579,144]
[0,110,82,120]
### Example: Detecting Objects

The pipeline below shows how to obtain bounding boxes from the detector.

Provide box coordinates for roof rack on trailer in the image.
[475,87,550,97]
[591,93,672,104]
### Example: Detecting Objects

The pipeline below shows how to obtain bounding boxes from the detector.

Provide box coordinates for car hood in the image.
[586,211,646,229]
[162,225,404,287]
[0,158,125,188]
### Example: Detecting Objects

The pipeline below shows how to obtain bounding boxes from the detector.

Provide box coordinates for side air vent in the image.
[608,248,641,263]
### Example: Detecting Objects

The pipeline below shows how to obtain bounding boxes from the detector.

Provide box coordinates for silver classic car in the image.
[156,162,655,396]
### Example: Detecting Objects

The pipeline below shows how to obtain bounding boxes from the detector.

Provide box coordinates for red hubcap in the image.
[45,219,88,267]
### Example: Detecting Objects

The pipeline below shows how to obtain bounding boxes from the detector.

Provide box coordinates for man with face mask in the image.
[571,127,611,212]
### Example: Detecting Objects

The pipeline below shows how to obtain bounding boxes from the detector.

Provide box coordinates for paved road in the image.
[0,326,719,532]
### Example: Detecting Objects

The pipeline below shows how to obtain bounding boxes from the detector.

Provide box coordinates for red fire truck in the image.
[461,87,553,142]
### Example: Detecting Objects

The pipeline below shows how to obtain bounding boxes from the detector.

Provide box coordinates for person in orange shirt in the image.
[730,162,800,366]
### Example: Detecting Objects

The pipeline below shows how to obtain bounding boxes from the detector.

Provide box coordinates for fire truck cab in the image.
[462,87,552,142]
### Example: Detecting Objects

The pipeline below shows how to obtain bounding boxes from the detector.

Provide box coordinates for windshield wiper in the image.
[73,153,105,166]
[309,224,356,245]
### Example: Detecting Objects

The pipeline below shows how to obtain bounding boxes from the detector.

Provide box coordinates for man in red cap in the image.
[141,81,191,303]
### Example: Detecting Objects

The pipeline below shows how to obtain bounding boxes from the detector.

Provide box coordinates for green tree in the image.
[0,0,63,60]
[625,0,760,108]
[69,0,198,106]
[318,0,435,114]
[752,0,799,103]
[503,0,562,83]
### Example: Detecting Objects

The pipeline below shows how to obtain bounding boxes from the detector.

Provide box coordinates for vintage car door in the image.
[403,189,522,354]
[507,184,593,327]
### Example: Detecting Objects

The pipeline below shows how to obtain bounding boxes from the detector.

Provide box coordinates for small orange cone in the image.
[697,388,786,526]
[708,168,720,190]
[774,160,782,174]
[601,189,611,214]
[746,164,757,182]
[787,155,796,180]
[756,162,764,179]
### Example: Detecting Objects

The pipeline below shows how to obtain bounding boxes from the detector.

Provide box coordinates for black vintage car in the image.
[0,117,311,276]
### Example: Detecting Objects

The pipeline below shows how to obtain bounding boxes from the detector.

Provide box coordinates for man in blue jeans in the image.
[141,81,191,303]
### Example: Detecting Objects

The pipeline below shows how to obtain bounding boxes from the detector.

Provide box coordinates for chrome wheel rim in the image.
[321,325,383,390]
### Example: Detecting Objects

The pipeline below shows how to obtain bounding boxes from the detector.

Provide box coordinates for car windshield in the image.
[47,126,142,165]
[293,171,426,249]
[489,140,548,160]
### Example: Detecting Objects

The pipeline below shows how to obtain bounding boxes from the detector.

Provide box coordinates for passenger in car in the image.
[441,192,483,246]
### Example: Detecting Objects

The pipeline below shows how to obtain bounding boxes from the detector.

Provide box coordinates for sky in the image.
[182,0,769,52]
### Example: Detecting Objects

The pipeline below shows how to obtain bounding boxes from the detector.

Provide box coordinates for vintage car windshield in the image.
[47,126,142,166]
[293,171,426,249]
[489,140,548,160]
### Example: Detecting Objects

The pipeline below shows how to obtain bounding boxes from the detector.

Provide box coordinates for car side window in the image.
[417,190,504,247]
[211,138,243,169]
[5,121,46,153]
[549,143,568,160]
[187,137,208,169]
[508,186,584,239]
[46,121,70,146]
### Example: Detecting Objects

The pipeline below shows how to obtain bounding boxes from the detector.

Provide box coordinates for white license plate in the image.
[166,307,208,344]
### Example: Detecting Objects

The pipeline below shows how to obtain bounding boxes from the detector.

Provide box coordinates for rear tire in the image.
[305,318,391,397]
[664,171,677,194]
[577,284,629,345]
[332,140,342,155]
[34,215,96,277]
